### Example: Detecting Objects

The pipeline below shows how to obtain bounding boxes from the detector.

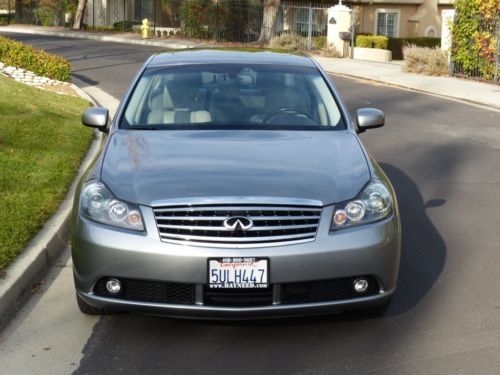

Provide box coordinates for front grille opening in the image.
[94,278,195,305]
[153,204,322,247]
[281,277,379,305]
[204,287,273,307]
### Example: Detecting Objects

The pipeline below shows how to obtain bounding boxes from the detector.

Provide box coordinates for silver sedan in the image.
[72,49,400,318]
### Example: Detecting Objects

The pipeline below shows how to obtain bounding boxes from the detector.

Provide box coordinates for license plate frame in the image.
[208,257,269,289]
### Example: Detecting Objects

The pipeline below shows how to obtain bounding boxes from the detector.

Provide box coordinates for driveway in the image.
[1,33,499,375]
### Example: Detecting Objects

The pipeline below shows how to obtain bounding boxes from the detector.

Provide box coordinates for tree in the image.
[73,0,87,29]
[258,0,280,44]
[15,0,23,23]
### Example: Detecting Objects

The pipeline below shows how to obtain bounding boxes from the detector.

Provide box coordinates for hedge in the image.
[112,20,142,32]
[0,36,71,82]
[355,35,388,50]
[388,37,441,60]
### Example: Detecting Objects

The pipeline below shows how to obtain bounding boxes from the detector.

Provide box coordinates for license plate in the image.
[208,257,269,289]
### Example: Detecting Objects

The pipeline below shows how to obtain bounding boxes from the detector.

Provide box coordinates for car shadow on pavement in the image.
[379,163,446,316]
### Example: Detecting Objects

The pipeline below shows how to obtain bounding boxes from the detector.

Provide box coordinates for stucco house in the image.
[346,0,455,38]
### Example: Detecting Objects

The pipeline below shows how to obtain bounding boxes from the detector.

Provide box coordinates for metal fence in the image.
[0,0,332,49]
[142,0,330,46]
[274,2,329,49]
[450,17,499,84]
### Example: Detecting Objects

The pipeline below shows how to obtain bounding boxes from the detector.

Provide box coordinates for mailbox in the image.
[339,32,351,41]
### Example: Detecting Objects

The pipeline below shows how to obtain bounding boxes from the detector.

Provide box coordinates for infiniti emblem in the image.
[223,216,254,231]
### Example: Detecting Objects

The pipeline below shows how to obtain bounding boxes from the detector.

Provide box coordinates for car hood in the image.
[100,130,370,206]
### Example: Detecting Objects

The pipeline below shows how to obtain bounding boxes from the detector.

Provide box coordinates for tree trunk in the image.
[15,0,23,23]
[258,0,280,44]
[73,0,88,29]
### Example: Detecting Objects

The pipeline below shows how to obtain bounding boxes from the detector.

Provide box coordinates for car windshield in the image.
[122,63,345,130]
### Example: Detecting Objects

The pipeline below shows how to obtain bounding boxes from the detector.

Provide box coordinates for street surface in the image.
[1,33,499,375]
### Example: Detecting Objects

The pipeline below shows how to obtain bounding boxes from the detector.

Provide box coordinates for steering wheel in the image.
[265,108,315,124]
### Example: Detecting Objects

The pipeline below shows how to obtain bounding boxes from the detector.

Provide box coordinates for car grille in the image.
[204,287,273,307]
[94,278,195,305]
[153,204,322,247]
[93,277,379,307]
[281,277,379,305]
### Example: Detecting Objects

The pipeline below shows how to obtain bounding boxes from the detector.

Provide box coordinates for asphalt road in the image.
[1,33,500,375]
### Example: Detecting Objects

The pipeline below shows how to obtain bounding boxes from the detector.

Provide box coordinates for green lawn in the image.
[0,75,93,272]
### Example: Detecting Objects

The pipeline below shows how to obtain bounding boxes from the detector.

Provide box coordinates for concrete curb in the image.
[0,83,103,329]
[0,26,196,49]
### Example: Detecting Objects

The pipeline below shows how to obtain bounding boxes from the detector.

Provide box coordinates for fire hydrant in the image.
[140,18,150,39]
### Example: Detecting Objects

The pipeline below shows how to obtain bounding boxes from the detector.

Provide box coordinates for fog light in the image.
[353,278,369,293]
[105,278,121,294]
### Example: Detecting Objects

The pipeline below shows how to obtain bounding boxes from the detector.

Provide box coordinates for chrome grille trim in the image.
[157,223,318,231]
[151,196,323,207]
[153,203,322,247]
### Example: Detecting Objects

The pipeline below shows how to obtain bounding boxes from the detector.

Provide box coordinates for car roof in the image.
[147,48,317,68]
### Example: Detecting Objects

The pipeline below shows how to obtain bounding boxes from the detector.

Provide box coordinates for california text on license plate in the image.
[208,257,269,289]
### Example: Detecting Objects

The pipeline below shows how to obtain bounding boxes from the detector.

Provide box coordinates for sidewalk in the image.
[1,24,499,110]
[315,57,500,110]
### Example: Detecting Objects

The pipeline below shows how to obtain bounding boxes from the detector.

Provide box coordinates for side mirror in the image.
[82,107,109,132]
[356,108,385,133]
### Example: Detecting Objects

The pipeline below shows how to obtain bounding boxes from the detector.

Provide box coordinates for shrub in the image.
[320,44,340,58]
[112,20,141,32]
[372,36,389,49]
[179,0,216,39]
[37,7,55,26]
[403,44,448,76]
[355,35,372,48]
[355,35,388,50]
[269,32,307,51]
[312,36,327,50]
[0,36,71,82]
[388,37,441,60]
[83,25,116,32]
[451,0,498,80]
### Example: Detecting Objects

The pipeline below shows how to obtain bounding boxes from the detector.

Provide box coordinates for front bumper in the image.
[72,205,400,318]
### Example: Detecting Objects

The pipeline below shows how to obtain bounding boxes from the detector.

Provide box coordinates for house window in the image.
[375,10,399,37]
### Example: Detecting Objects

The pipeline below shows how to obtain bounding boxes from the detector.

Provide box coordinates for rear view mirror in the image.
[82,107,109,132]
[356,108,385,133]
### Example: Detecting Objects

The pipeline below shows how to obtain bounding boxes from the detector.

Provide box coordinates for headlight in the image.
[331,180,393,230]
[80,181,144,231]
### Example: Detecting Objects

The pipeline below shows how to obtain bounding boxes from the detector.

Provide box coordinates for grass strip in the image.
[0,75,93,272]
